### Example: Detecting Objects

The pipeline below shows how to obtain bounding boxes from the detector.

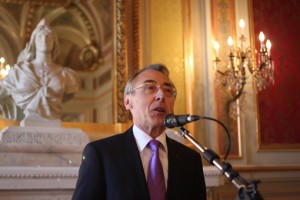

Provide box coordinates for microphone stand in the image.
[178,126,264,200]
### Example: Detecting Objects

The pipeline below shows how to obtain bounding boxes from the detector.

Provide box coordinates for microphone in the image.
[164,114,200,128]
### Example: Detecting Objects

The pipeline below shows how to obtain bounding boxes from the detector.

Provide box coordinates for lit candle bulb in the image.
[5,64,10,71]
[259,31,265,50]
[259,31,265,42]
[214,41,220,57]
[266,40,271,56]
[239,19,245,35]
[0,57,5,68]
[228,36,233,53]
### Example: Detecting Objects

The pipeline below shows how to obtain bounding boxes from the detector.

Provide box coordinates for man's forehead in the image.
[136,70,170,81]
[135,74,173,87]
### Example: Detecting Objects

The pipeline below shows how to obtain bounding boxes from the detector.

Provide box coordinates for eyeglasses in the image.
[132,82,176,97]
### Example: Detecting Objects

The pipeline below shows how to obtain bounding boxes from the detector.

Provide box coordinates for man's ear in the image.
[124,95,132,110]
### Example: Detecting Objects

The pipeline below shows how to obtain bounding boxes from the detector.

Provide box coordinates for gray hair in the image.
[124,63,170,96]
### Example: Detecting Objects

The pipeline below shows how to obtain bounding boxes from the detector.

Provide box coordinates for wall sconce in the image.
[0,57,11,80]
[213,19,274,119]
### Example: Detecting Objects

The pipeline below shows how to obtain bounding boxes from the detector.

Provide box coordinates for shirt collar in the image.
[133,125,167,153]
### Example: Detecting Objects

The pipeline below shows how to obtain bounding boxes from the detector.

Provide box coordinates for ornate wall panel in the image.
[250,0,300,150]
[211,0,241,158]
[149,0,186,116]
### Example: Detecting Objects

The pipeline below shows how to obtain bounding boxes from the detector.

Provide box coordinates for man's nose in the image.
[155,87,165,101]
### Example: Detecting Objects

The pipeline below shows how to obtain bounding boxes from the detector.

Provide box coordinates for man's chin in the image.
[152,118,165,127]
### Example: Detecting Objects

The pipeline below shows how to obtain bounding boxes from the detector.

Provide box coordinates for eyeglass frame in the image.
[130,81,177,98]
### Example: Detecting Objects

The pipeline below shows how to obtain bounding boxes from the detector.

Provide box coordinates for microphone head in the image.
[164,114,200,128]
[164,114,177,128]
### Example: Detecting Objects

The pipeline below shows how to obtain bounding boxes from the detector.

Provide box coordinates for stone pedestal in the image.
[0,125,89,200]
[0,126,89,167]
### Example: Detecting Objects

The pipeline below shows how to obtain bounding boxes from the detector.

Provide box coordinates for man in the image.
[72,64,207,200]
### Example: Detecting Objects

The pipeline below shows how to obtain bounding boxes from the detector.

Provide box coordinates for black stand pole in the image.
[178,126,264,200]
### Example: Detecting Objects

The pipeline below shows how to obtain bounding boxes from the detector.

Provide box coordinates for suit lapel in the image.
[166,137,184,195]
[122,128,150,200]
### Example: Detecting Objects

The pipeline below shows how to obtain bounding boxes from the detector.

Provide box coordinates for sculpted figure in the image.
[0,19,80,125]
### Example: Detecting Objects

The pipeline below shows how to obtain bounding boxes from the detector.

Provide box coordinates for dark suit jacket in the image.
[72,126,206,200]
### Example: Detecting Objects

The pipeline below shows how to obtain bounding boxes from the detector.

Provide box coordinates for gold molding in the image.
[234,165,300,172]
[257,143,300,151]
[113,0,141,123]
[0,0,71,6]
[182,0,195,135]
[131,0,142,71]
[113,0,128,123]
[0,0,72,42]
[63,121,132,141]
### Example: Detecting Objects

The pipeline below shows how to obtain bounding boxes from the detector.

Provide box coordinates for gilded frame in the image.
[113,0,141,123]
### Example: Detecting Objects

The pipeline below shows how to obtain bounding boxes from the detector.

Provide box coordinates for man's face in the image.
[124,70,176,132]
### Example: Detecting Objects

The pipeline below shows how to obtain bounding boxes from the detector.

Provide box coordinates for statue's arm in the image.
[0,80,18,120]
[62,67,81,103]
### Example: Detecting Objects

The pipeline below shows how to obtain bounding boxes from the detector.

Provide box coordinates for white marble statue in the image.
[0,19,80,126]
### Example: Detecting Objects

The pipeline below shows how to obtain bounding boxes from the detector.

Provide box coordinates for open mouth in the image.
[154,107,166,113]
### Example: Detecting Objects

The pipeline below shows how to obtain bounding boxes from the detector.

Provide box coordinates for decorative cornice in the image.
[0,0,71,7]
[0,166,78,190]
[0,0,72,42]
[0,166,223,190]
[0,166,221,178]
[0,166,79,178]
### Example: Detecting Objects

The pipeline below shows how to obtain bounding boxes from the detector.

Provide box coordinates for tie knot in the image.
[148,140,161,152]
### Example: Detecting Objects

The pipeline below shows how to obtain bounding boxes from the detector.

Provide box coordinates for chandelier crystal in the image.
[213,19,274,119]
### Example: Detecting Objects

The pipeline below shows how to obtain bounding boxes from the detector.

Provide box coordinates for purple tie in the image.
[147,140,166,200]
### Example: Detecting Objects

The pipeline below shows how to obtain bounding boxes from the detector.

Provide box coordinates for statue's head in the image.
[18,19,60,62]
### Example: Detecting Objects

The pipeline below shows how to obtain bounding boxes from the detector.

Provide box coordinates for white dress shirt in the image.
[132,125,168,188]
